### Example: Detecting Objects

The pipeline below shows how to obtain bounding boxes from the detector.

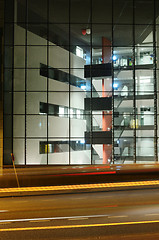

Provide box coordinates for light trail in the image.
[0,214,110,223]
[0,180,159,193]
[1,219,159,232]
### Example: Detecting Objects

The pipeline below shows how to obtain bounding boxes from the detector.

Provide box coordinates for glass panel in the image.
[27,46,47,68]
[113,0,133,24]
[92,144,103,164]
[26,115,47,137]
[14,69,25,91]
[48,116,69,138]
[135,69,154,96]
[5,24,14,46]
[26,139,47,164]
[13,116,25,137]
[92,0,112,23]
[14,24,26,46]
[70,0,90,23]
[27,68,47,91]
[114,137,134,164]
[136,128,154,137]
[70,68,86,88]
[49,0,69,23]
[49,24,69,46]
[27,24,47,46]
[70,138,91,165]
[27,92,47,114]
[48,69,69,92]
[113,25,133,47]
[14,46,25,68]
[135,46,153,65]
[135,0,154,24]
[70,24,90,47]
[113,47,133,68]
[4,69,13,91]
[135,25,153,47]
[92,24,112,49]
[3,92,12,114]
[27,0,48,24]
[13,139,25,164]
[48,92,69,138]
[156,26,159,48]
[137,109,154,127]
[49,46,69,69]
[14,93,25,114]
[48,139,69,164]
[136,137,154,163]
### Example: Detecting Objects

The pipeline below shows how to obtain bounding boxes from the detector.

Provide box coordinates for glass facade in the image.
[3,0,159,165]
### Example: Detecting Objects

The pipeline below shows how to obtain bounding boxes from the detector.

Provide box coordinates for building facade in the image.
[2,0,159,165]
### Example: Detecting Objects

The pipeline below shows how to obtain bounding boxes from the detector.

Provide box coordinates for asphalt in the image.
[1,164,159,197]
[0,189,159,239]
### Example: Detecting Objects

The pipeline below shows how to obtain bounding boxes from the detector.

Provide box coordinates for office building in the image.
[1,0,159,165]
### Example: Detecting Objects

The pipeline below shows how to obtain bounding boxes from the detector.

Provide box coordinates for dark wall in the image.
[3,0,14,164]
[0,28,2,102]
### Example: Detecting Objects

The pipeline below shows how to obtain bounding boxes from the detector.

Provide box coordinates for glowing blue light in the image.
[112,55,117,61]
[113,83,118,89]
[80,139,85,144]
[81,85,86,91]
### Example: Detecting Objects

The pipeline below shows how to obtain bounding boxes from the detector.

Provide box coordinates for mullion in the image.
[69,0,71,165]
[24,0,28,165]
[153,0,158,161]
[133,0,136,163]
[47,0,49,165]
[112,0,114,164]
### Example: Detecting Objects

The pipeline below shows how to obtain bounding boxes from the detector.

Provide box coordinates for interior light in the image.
[69,108,74,118]
[76,109,81,119]
[113,83,118,89]
[80,139,85,144]
[140,79,151,83]
[112,55,117,61]
[76,46,84,58]
[86,28,91,35]
[59,107,64,117]
[81,85,86,91]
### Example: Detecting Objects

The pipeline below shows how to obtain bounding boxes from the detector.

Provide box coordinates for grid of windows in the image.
[3,0,159,165]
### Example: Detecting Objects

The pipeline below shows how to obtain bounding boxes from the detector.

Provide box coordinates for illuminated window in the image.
[59,107,64,117]
[76,109,81,119]
[76,46,83,58]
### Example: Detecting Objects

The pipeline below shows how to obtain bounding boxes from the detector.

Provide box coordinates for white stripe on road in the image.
[108,215,127,218]
[68,217,88,221]
[145,213,159,216]
[0,214,109,224]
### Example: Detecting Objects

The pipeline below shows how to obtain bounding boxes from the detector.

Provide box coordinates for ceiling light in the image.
[112,55,118,61]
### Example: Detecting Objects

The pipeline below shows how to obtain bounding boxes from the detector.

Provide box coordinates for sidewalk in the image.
[0,164,159,197]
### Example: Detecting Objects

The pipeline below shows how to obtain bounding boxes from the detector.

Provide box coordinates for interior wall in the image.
[13,25,90,165]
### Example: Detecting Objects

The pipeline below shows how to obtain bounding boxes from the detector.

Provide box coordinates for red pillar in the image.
[102,37,112,164]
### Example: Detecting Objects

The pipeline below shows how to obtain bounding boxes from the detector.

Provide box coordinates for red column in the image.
[102,37,112,164]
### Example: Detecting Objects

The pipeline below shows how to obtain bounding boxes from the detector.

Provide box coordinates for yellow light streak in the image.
[1,219,159,232]
[0,180,159,193]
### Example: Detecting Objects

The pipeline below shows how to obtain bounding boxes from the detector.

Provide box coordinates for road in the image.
[2,164,159,188]
[0,188,159,239]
